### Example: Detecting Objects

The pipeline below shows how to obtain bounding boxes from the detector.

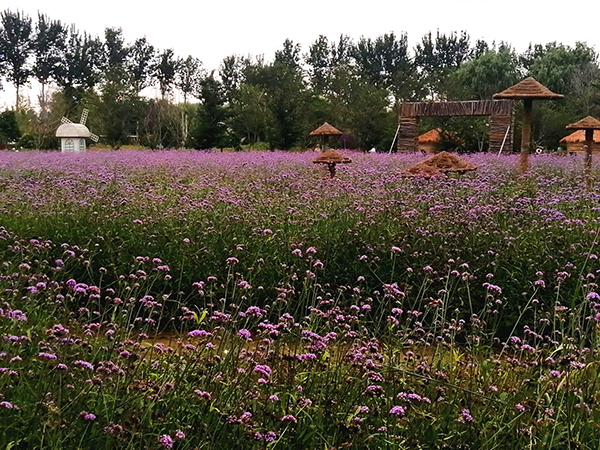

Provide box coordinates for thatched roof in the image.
[566,116,600,130]
[310,122,343,136]
[417,128,463,144]
[418,129,443,144]
[399,166,447,178]
[560,130,600,144]
[411,151,477,173]
[493,77,563,100]
[313,150,351,164]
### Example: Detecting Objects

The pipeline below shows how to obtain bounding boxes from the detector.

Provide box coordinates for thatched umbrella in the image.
[566,116,600,187]
[313,150,351,178]
[493,78,563,174]
[310,122,343,150]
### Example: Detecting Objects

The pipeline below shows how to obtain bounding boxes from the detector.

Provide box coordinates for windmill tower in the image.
[55,109,99,152]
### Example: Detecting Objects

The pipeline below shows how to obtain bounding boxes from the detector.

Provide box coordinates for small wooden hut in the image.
[560,130,600,153]
[566,116,600,187]
[417,129,463,153]
[418,129,443,153]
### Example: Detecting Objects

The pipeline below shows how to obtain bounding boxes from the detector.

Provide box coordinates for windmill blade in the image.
[61,117,73,124]
[80,108,89,125]
[89,133,99,143]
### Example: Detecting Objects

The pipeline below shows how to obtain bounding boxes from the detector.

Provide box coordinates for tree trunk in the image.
[519,99,533,174]
[585,129,594,188]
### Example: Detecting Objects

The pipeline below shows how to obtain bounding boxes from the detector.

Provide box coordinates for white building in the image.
[56,123,91,152]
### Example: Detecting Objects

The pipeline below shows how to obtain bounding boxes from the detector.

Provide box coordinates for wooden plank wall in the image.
[397,118,418,152]
[396,100,514,153]
[489,114,513,153]
[399,100,512,118]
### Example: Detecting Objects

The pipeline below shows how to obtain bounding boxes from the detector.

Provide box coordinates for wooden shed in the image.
[417,128,462,153]
[418,129,443,153]
[560,130,600,153]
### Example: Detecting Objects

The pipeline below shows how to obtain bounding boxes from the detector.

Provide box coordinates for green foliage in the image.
[190,73,228,149]
[0,109,20,144]
[451,49,519,100]
[16,132,35,148]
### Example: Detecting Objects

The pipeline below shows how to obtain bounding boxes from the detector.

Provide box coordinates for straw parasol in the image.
[313,149,351,178]
[493,77,563,174]
[566,116,600,187]
[310,122,343,150]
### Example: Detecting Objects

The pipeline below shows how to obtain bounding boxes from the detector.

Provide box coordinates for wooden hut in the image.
[418,129,443,153]
[560,130,600,153]
[417,129,462,153]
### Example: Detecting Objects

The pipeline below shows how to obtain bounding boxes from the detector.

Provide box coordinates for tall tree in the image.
[523,42,597,94]
[33,13,66,118]
[306,35,331,94]
[415,30,472,99]
[103,27,129,76]
[451,48,519,100]
[128,37,155,94]
[176,56,202,103]
[352,32,416,101]
[54,25,104,115]
[0,9,33,109]
[219,54,248,102]
[155,49,178,100]
[191,71,228,149]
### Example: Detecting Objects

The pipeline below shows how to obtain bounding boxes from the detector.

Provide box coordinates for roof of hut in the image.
[566,116,600,130]
[418,129,443,144]
[411,151,477,173]
[313,150,351,164]
[493,77,563,100]
[560,130,600,144]
[310,122,343,136]
[56,123,91,138]
[417,128,463,144]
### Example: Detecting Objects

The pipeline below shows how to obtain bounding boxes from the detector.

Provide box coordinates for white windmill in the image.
[56,109,99,152]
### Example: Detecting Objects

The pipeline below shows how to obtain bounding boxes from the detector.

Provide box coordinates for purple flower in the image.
[158,434,174,449]
[175,430,185,440]
[194,390,212,400]
[458,409,474,423]
[389,406,405,416]
[238,329,252,341]
[79,411,96,420]
[188,329,212,338]
[74,360,94,371]
[281,414,297,423]
[253,364,272,378]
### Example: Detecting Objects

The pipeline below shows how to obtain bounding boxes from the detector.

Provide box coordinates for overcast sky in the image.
[2,0,600,108]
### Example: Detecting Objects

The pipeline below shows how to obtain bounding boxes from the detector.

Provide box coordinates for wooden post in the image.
[327,163,336,178]
[585,129,594,188]
[519,99,533,174]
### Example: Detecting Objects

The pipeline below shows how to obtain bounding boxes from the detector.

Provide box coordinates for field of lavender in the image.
[1,150,600,449]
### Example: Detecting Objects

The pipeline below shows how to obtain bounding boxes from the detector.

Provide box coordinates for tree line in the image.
[1,8,599,151]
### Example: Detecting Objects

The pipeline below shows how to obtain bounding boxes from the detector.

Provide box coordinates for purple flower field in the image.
[1,149,600,449]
